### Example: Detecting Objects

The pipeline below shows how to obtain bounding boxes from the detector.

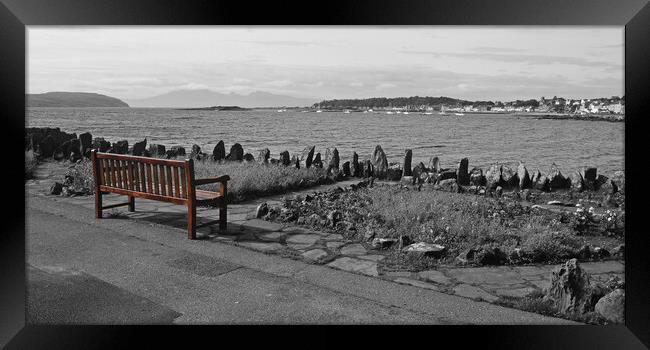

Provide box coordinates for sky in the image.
[27,26,624,101]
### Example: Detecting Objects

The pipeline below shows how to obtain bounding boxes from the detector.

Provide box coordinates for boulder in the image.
[485,164,502,190]
[132,139,147,156]
[500,164,518,189]
[243,153,255,162]
[456,158,470,185]
[291,154,300,169]
[171,146,186,156]
[148,144,166,157]
[517,162,531,189]
[403,149,413,176]
[469,168,485,186]
[596,175,613,193]
[581,167,598,191]
[280,151,291,166]
[78,132,92,157]
[342,161,351,176]
[474,247,508,265]
[548,163,570,191]
[110,140,128,154]
[437,169,456,183]
[610,171,624,194]
[545,259,602,315]
[371,145,389,179]
[312,152,323,168]
[327,148,340,173]
[226,143,244,161]
[49,182,64,195]
[190,144,202,159]
[595,289,624,324]
[257,148,271,163]
[533,173,550,192]
[90,137,110,153]
[212,141,226,161]
[429,156,440,173]
[350,152,360,177]
[570,170,584,192]
[495,186,503,197]
[412,162,427,184]
[300,145,315,168]
[255,203,269,218]
[403,242,446,259]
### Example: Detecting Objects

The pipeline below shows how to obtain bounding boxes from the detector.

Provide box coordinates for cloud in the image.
[376,83,397,90]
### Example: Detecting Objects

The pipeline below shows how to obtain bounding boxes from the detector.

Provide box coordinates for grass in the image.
[60,157,331,203]
[25,150,38,181]
[364,186,584,264]
[192,159,331,202]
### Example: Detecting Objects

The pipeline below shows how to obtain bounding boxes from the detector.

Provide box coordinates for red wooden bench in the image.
[91,150,230,239]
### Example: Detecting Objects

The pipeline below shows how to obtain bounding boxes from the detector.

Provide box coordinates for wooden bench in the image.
[91,150,230,239]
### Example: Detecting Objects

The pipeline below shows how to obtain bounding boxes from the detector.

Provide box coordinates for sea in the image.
[26,107,625,176]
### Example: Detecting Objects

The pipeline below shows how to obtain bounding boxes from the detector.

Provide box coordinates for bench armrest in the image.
[194,175,231,186]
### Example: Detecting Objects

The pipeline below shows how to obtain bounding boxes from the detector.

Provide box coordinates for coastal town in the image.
[312,95,625,121]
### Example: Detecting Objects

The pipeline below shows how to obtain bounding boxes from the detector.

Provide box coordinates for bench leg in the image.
[187,201,196,240]
[95,192,103,219]
[219,206,227,230]
[128,196,135,212]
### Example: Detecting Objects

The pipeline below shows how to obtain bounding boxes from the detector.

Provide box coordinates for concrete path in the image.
[26,194,576,324]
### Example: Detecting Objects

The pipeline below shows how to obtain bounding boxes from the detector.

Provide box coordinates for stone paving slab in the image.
[327,257,379,277]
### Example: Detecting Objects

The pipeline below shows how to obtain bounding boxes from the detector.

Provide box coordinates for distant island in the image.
[27,92,129,107]
[176,106,251,111]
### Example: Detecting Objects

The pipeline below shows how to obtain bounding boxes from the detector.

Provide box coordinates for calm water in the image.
[27,107,625,175]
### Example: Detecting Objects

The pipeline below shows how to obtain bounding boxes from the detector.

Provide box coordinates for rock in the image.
[110,140,128,154]
[577,244,591,259]
[327,148,340,173]
[350,152,360,177]
[66,139,82,161]
[49,182,64,195]
[521,189,531,201]
[412,162,427,184]
[548,163,570,191]
[582,167,598,190]
[500,164,518,189]
[226,143,244,161]
[371,238,396,249]
[279,151,291,166]
[257,148,271,163]
[437,169,456,183]
[255,203,269,218]
[545,259,601,315]
[78,132,92,157]
[570,170,584,192]
[36,135,56,158]
[517,162,531,189]
[132,139,147,156]
[610,171,624,194]
[310,152,321,168]
[456,158,470,185]
[403,242,446,259]
[595,174,612,193]
[243,153,255,162]
[291,154,300,169]
[533,173,550,192]
[212,141,226,161]
[300,145,315,168]
[593,246,610,258]
[190,144,202,159]
[429,156,440,173]
[612,244,624,258]
[403,149,413,176]
[342,161,351,176]
[485,164,502,190]
[401,176,414,185]
[171,146,186,157]
[595,289,624,323]
[469,168,485,186]
[371,145,389,179]
[148,144,166,157]
[495,186,503,197]
[477,247,508,265]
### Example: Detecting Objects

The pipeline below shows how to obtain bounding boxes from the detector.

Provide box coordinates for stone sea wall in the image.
[25,127,625,196]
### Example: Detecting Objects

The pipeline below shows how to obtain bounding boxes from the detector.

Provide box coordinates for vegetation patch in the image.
[265,183,624,267]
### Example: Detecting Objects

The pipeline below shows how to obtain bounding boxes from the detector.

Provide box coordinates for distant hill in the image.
[27,92,130,107]
[126,89,317,108]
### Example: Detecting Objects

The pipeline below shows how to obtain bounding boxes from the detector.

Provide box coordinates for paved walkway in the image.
[26,161,624,308]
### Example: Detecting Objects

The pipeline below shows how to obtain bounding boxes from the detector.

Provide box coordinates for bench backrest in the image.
[91,150,195,204]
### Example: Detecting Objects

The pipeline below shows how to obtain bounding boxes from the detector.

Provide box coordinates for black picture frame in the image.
[3,0,649,348]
